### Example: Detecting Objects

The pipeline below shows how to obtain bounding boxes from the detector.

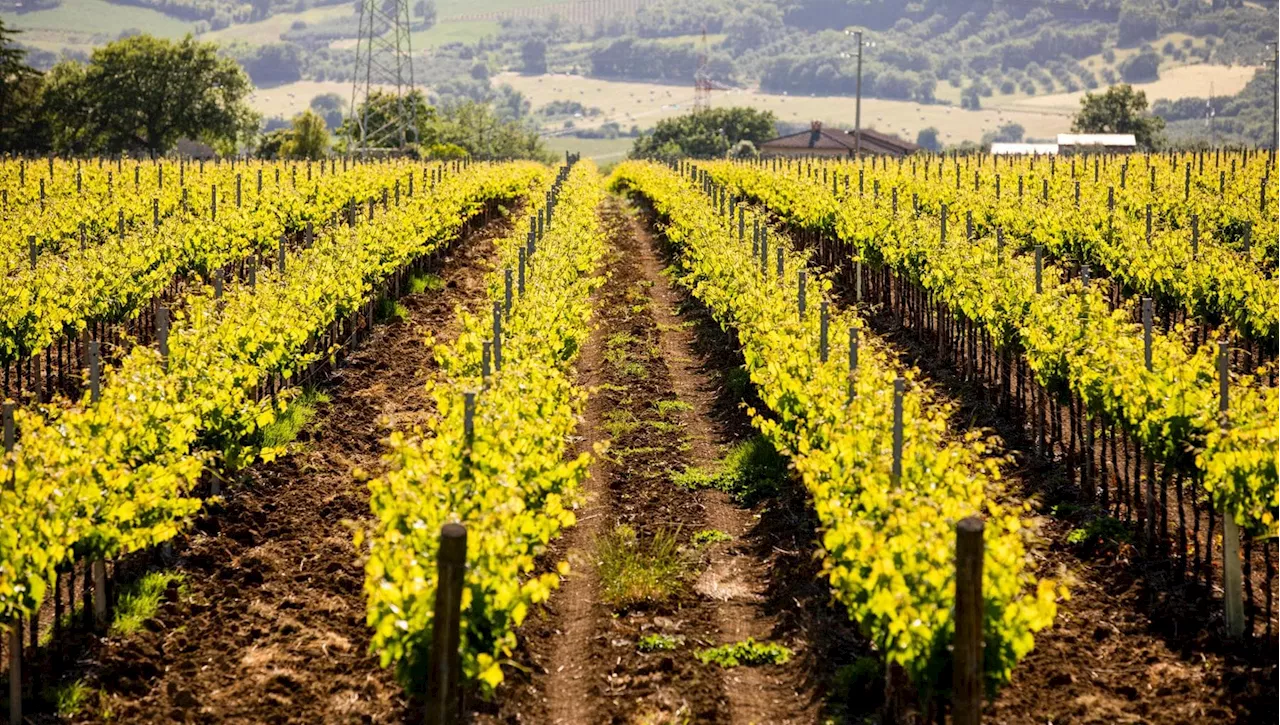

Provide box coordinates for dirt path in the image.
[70,217,510,725]
[479,197,853,725]
[635,207,827,725]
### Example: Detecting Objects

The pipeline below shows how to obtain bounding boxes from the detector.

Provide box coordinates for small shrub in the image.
[597,525,688,608]
[671,436,786,505]
[692,529,732,546]
[696,638,792,668]
[637,633,682,652]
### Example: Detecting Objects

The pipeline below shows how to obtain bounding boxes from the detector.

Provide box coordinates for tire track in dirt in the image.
[480,197,728,724]
[632,207,824,725]
[71,215,512,725]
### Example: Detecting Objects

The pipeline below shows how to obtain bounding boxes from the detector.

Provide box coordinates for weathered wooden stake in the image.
[954,516,985,725]
[819,302,829,362]
[847,327,859,404]
[8,617,19,725]
[157,306,170,370]
[1220,341,1245,639]
[891,377,904,484]
[425,523,467,725]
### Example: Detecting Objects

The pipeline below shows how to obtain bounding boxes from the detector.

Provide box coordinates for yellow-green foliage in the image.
[0,160,547,623]
[702,157,1277,537]
[610,160,1060,696]
[364,161,607,695]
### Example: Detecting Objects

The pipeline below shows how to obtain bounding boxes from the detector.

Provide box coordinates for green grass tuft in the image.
[637,633,683,652]
[597,525,688,608]
[671,435,787,505]
[695,638,792,668]
[260,388,329,449]
[407,273,444,294]
[110,571,186,638]
[691,529,733,546]
[42,679,90,717]
[1066,516,1131,555]
[377,297,409,322]
[653,399,693,417]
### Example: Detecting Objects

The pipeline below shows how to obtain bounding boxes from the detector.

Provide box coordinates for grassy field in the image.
[2,0,193,47]
[542,135,634,162]
[497,63,1261,144]
[498,72,1073,144]
[329,20,499,50]
[203,3,351,45]
[250,81,377,119]
[1001,64,1257,113]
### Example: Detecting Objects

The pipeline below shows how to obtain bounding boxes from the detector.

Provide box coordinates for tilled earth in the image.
[65,216,509,725]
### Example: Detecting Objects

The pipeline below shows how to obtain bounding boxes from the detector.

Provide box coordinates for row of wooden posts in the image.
[425,157,580,725]
[688,161,1257,717]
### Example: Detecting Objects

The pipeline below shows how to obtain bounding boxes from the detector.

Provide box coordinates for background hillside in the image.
[3,0,1276,155]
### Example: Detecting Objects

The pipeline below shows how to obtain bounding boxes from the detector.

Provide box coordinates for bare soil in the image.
[795,231,1279,724]
[58,215,510,725]
[476,197,864,725]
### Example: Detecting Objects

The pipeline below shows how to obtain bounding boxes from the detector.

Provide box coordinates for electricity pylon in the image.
[349,0,418,153]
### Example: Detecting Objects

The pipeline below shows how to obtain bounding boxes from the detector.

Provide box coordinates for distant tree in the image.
[0,19,48,152]
[281,109,328,159]
[916,127,941,152]
[256,127,291,158]
[414,0,436,29]
[42,34,258,155]
[1118,50,1160,83]
[309,92,345,129]
[339,89,546,159]
[729,139,758,159]
[241,43,303,86]
[631,107,776,159]
[469,62,489,81]
[981,122,1024,146]
[1072,84,1165,150]
[521,38,547,74]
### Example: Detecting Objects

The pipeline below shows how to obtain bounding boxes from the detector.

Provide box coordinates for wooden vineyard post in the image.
[157,306,170,371]
[425,522,467,725]
[797,271,807,317]
[953,516,985,725]
[492,303,503,372]
[847,328,859,404]
[1142,298,1155,547]
[1220,341,1245,638]
[855,260,863,304]
[819,302,829,362]
[5,401,19,724]
[891,377,904,484]
[86,341,110,627]
[504,268,513,316]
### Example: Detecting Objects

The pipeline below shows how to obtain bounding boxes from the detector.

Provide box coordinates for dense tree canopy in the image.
[41,34,258,154]
[338,89,548,160]
[631,107,777,159]
[1072,83,1165,150]
[0,20,47,152]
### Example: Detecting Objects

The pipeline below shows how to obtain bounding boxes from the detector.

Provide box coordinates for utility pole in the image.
[349,0,418,153]
[841,30,865,157]
[853,30,863,158]
[1269,42,1278,151]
